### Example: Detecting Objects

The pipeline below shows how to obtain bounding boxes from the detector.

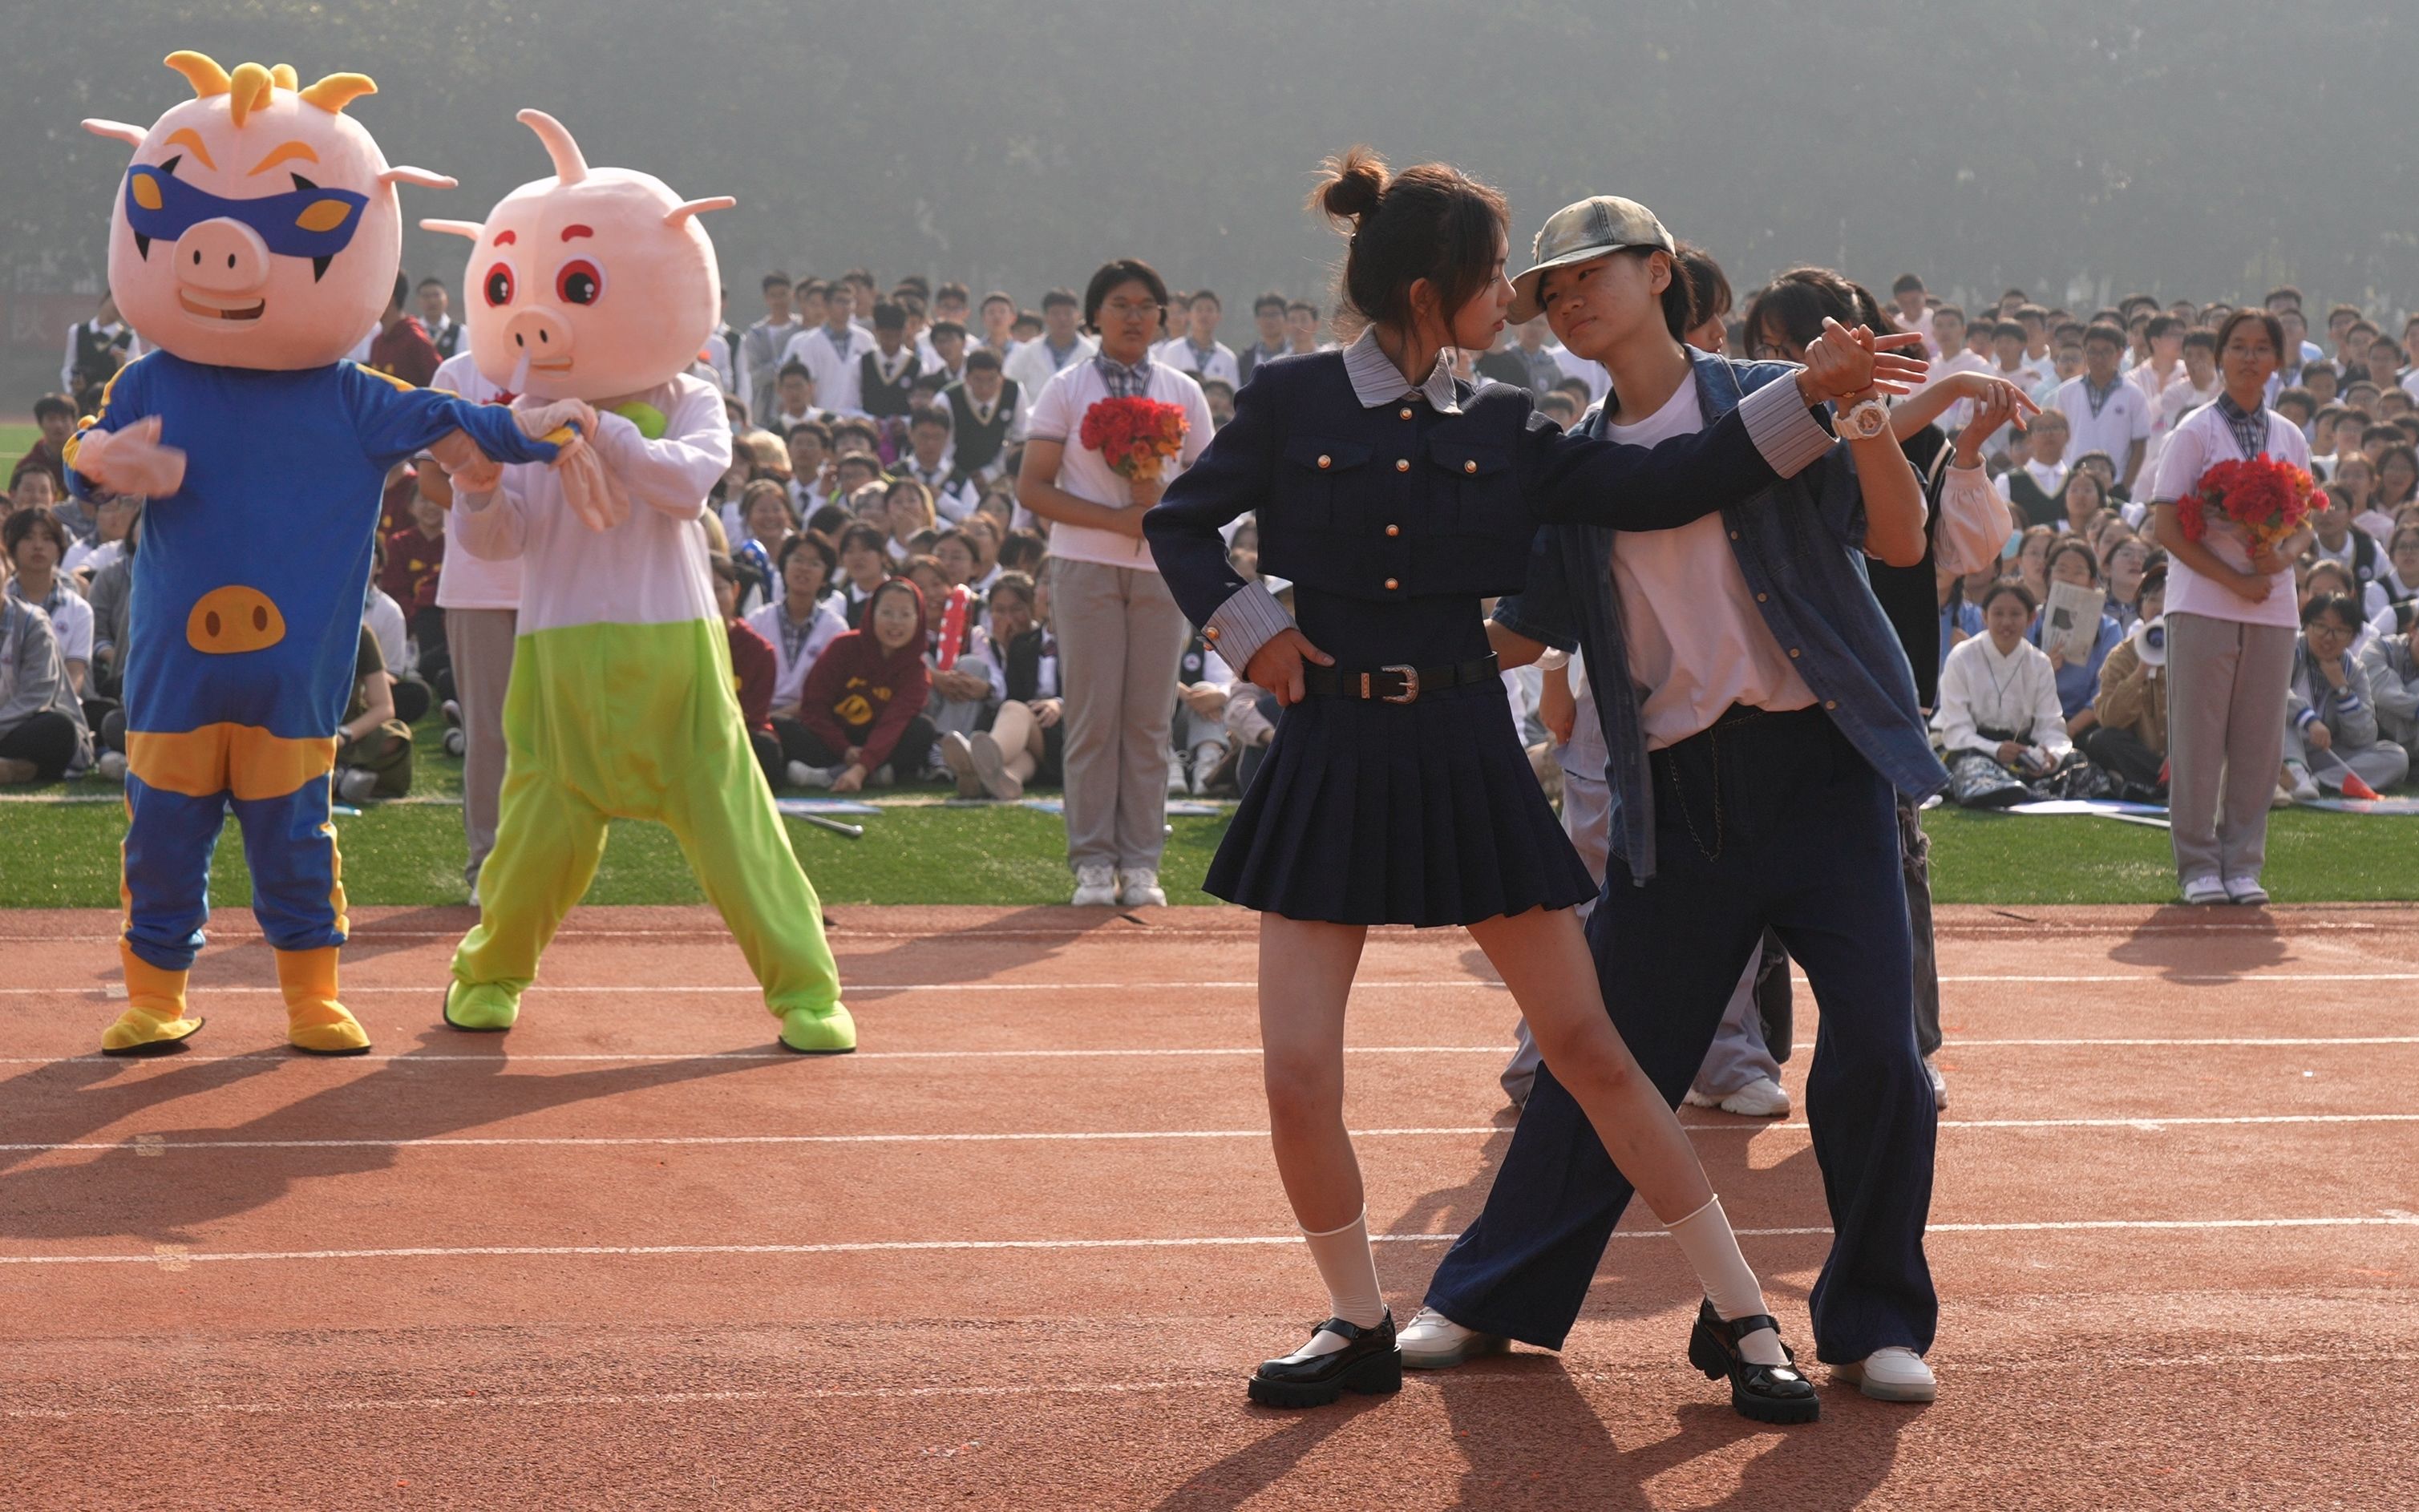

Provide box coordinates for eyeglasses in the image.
[1749,342,1802,362]
[1102,300,1164,321]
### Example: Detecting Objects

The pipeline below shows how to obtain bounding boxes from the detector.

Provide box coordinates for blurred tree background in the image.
[5,0,2413,394]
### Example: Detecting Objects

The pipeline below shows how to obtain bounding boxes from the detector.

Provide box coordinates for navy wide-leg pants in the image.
[1426,705,1939,1364]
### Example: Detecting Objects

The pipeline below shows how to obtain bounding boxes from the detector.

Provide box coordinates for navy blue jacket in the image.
[1494,348,1949,882]
[1145,347,1834,668]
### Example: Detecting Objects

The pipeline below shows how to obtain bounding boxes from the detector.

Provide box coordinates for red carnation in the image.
[1080,396,1189,483]
[2178,454,2318,556]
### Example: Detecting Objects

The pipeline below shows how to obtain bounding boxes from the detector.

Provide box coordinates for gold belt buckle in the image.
[1380,664,1420,705]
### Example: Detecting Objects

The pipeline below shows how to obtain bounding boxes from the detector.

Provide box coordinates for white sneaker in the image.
[967,732,1023,802]
[1189,742,1225,797]
[1681,1089,1721,1109]
[441,698,462,728]
[2223,875,2270,906]
[785,761,833,790]
[335,768,377,803]
[1166,758,1189,794]
[2180,874,2228,905]
[1833,1346,1936,1403]
[937,732,982,798]
[2271,782,2295,811]
[1071,864,1118,907]
[2283,762,2320,803]
[442,727,465,758]
[1398,1306,1509,1369]
[96,750,128,782]
[1116,868,1167,908]
[1717,1077,1790,1118]
[1923,1055,1948,1109]
[868,763,896,787]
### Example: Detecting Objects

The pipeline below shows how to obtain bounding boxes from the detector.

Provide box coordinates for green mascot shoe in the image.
[779,1003,856,1055]
[443,980,520,1033]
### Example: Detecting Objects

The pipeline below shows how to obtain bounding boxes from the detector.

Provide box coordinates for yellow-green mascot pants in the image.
[447,620,852,1052]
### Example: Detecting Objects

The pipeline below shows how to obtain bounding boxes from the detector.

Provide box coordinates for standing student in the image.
[2151,311,2315,904]
[1402,215,1950,1409]
[1017,259,1214,908]
[1148,150,1910,1417]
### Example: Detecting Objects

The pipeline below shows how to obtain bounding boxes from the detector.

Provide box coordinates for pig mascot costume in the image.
[69,53,574,1057]
[431,111,854,1053]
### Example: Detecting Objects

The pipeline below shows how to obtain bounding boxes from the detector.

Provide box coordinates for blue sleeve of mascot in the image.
[343,363,563,469]
[62,354,152,501]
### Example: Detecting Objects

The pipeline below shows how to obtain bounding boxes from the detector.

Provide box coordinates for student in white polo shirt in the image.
[1016,260,1213,910]
[429,350,521,901]
[780,283,877,417]
[2057,323,2152,495]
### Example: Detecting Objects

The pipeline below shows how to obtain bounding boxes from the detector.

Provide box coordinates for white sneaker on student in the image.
[966,732,1023,802]
[1117,868,1167,908]
[2180,874,2229,905]
[335,768,377,804]
[442,728,465,758]
[1833,1346,1936,1402]
[1166,758,1189,794]
[785,761,833,790]
[96,750,128,782]
[937,732,983,798]
[1681,1089,1721,1109]
[440,698,462,728]
[2283,762,2320,802]
[1189,742,1225,797]
[1398,1306,1510,1369]
[1923,1055,1949,1109]
[1717,1077,1790,1118]
[2223,875,2270,906]
[1071,864,1118,907]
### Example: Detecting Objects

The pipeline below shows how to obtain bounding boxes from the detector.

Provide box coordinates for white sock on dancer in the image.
[1663,1195,1788,1368]
[1296,1208,1388,1355]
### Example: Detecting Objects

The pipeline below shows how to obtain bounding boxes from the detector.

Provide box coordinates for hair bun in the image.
[1313,146,1387,225]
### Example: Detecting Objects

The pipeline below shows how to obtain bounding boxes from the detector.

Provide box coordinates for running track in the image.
[2,904,2413,1509]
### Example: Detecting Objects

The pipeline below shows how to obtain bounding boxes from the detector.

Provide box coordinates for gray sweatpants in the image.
[2165,612,2294,882]
[445,607,517,892]
[1051,558,1187,872]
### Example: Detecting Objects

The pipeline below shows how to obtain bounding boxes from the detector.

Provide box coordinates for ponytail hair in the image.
[1310,145,1507,338]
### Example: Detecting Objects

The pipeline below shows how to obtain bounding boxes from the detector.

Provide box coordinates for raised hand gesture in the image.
[73,416,185,498]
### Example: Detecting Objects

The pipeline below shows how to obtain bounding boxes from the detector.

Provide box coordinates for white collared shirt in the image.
[783,323,878,414]
[1025,357,1213,571]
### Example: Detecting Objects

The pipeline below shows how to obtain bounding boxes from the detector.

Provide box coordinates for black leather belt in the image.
[1301,654,1499,705]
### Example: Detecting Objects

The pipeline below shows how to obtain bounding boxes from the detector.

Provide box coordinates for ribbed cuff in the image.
[1205,580,1293,674]
[1739,374,1836,479]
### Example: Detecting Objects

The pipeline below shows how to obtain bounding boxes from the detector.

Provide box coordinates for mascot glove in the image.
[75,417,186,498]
[513,398,601,447]
[552,431,633,533]
[425,431,504,495]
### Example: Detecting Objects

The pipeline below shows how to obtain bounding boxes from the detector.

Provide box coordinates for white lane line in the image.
[6,1112,2410,1156]
[3,1035,2414,1067]
[6,1215,2413,1267]
[16,1348,2419,1419]
[12,972,2419,1000]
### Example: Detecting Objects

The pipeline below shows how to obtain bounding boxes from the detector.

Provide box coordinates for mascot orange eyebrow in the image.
[69,52,589,1057]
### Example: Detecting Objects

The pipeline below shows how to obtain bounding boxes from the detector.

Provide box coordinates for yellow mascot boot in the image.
[102,944,204,1056]
[277,946,371,1056]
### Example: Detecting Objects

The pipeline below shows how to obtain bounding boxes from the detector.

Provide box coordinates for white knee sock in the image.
[1298,1209,1388,1351]
[1663,1195,1787,1367]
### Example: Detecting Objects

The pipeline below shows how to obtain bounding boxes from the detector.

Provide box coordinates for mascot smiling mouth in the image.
[176,289,267,321]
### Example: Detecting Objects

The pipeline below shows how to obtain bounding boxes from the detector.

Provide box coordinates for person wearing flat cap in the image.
[1403,193,1967,1410]
[1145,150,1920,1418]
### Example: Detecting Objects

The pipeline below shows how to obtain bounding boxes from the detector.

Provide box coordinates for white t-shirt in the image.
[2056,374,2151,473]
[429,353,524,611]
[1025,359,1213,572]
[1603,379,1815,749]
[2150,399,2312,629]
[783,324,877,415]
[6,579,92,669]
[1153,337,1240,390]
[363,587,411,677]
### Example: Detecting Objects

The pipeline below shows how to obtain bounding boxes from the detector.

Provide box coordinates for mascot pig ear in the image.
[83,119,149,148]
[421,219,485,241]
[382,166,459,191]
[665,196,736,228]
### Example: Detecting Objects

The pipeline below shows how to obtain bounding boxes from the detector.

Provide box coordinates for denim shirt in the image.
[1493,348,1948,883]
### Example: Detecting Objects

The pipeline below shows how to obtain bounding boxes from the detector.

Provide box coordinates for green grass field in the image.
[2,422,42,461]
[2,714,2412,908]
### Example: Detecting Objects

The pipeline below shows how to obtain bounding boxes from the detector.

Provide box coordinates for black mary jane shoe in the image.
[1247,1312,1402,1409]
[1688,1299,1821,1425]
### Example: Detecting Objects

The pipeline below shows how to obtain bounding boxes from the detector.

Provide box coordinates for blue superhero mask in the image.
[123,162,369,277]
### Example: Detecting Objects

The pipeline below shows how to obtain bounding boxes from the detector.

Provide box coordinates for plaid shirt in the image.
[2215,391,2269,460]
[1094,353,1156,399]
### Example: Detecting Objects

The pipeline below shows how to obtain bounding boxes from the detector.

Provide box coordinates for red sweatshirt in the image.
[799,624,930,772]
[726,615,777,734]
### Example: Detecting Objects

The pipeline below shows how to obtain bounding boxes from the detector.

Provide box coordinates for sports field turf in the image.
[1,718,2411,908]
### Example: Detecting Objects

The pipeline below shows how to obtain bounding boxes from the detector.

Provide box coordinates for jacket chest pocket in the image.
[1426,436,1516,532]
[1279,435,1371,528]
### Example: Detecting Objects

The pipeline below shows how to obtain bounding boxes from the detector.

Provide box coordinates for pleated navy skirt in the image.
[1206,677,1599,927]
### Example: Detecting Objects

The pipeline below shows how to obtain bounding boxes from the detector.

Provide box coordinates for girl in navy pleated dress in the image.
[1146,147,1919,1416]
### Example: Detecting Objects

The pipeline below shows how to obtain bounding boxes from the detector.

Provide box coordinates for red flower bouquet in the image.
[1079,396,1189,485]
[2177,454,2321,554]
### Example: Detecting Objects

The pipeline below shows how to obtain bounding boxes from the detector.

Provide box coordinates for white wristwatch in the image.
[1834,394,1890,440]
